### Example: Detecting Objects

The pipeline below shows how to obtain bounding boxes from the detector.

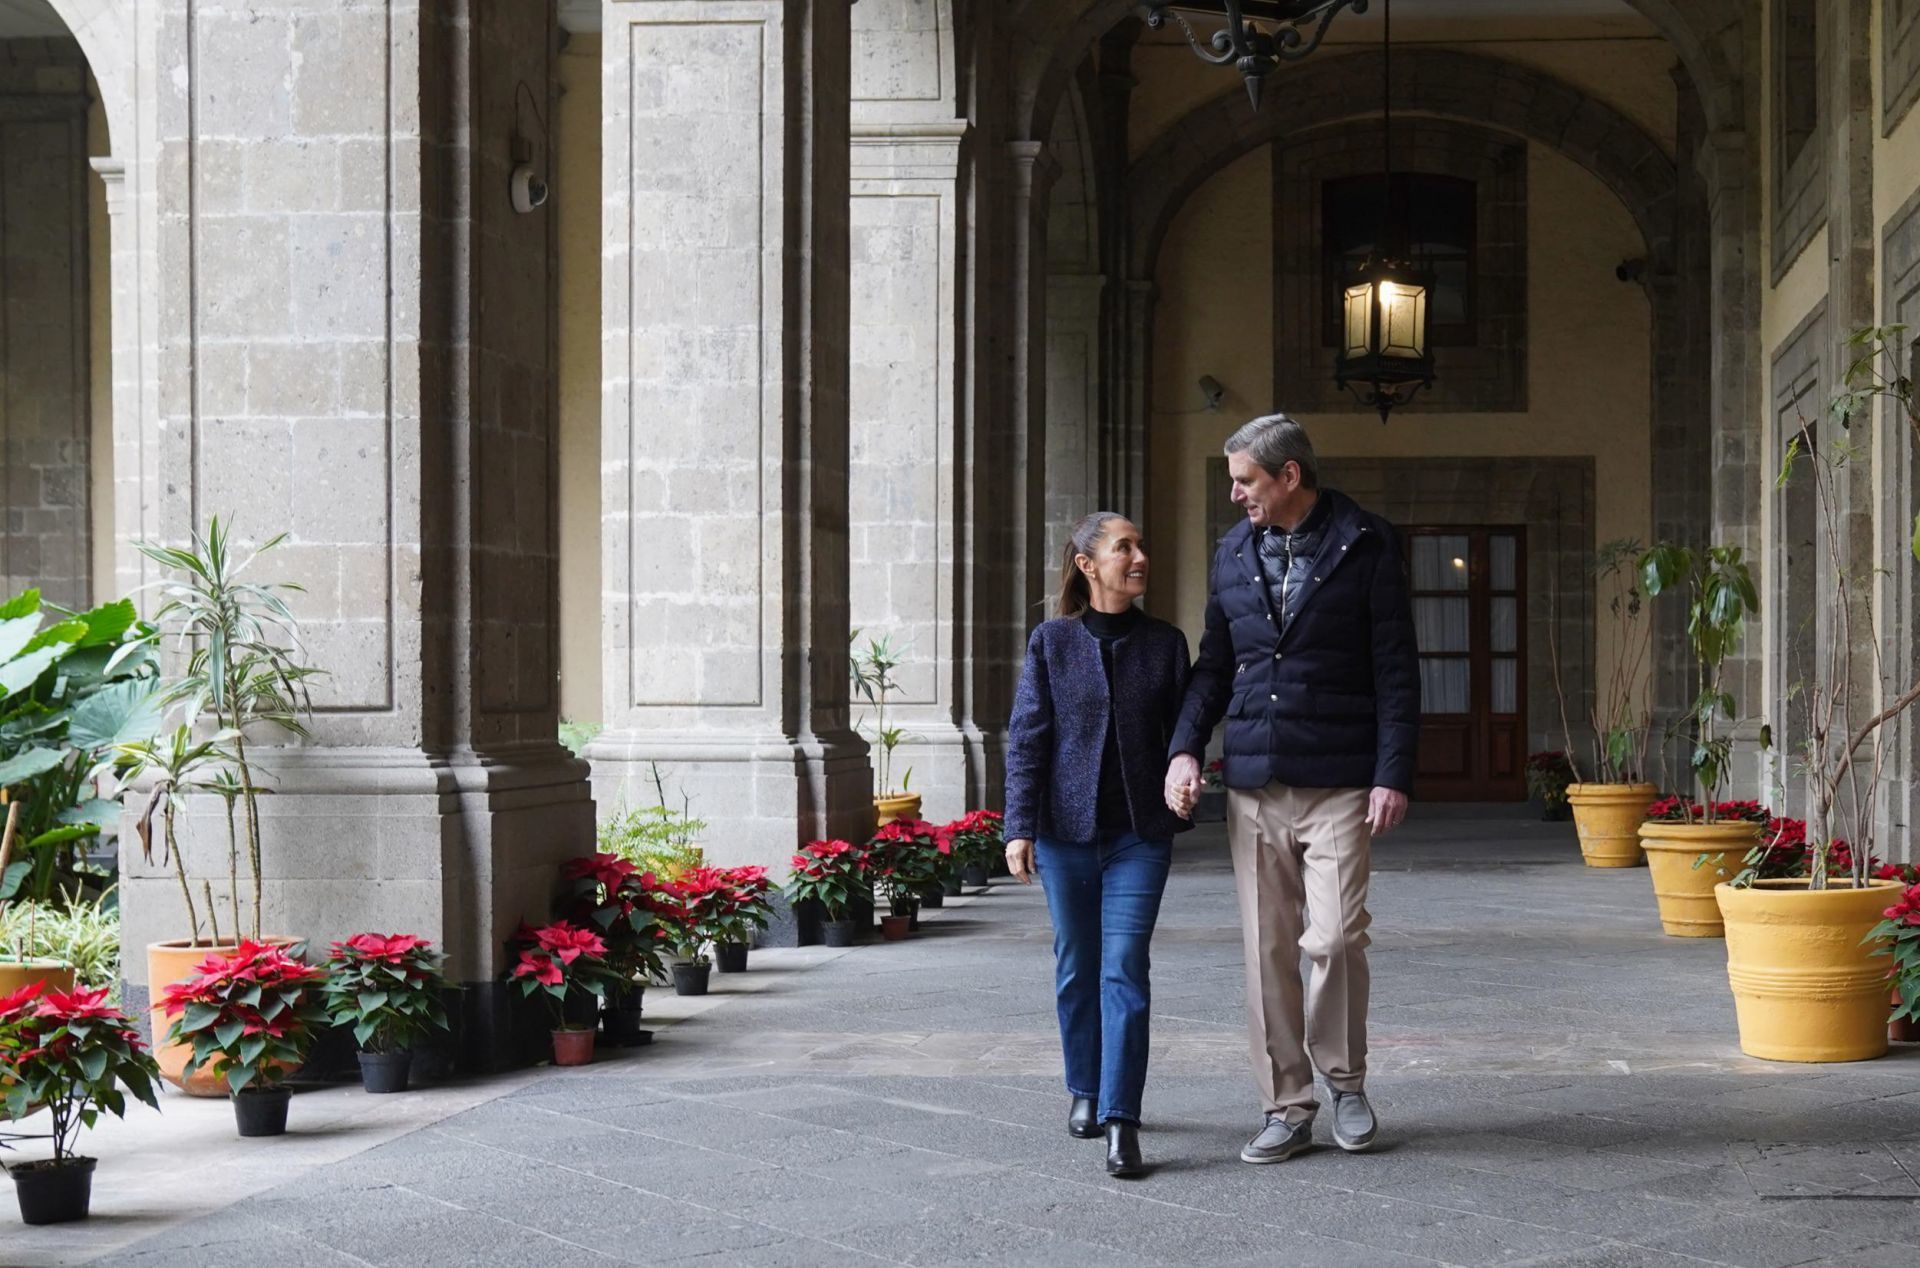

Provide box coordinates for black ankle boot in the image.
[1105,1120,1145,1177]
[1068,1096,1099,1139]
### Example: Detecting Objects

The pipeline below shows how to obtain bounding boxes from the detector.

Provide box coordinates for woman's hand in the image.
[1006,838,1036,884]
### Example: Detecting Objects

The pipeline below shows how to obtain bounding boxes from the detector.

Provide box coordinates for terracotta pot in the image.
[1716,878,1902,1062]
[1638,820,1761,937]
[0,957,76,998]
[1891,987,1919,1043]
[1566,783,1656,867]
[880,914,911,941]
[147,937,301,1097]
[550,1027,595,1067]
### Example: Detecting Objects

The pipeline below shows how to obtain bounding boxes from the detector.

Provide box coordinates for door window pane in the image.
[1414,596,1470,652]
[1490,597,1517,653]
[1421,660,1470,713]
[1411,536,1471,591]
[1490,534,1517,591]
[1492,658,1517,714]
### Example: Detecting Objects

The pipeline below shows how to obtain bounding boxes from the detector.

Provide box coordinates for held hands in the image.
[1006,838,1036,884]
[1367,786,1408,837]
[1163,753,1202,820]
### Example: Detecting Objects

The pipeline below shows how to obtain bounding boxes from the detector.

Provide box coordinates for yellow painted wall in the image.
[1145,143,1655,713]
[556,33,602,726]
[87,78,112,604]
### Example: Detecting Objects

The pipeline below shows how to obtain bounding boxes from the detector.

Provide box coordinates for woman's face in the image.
[1077,518,1148,604]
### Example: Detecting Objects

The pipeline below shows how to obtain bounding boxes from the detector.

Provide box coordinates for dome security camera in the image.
[512,164,549,213]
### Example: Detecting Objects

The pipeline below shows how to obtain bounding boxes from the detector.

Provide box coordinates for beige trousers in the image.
[1226,783,1372,1123]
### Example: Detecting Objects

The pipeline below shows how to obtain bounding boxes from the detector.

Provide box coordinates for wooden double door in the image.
[1404,527,1526,801]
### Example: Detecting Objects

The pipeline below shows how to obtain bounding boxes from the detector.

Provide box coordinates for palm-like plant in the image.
[114,724,237,946]
[849,631,912,798]
[137,519,322,942]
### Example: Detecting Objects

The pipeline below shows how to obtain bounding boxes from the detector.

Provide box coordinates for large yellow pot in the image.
[1567,783,1656,868]
[147,937,300,1097]
[1716,878,1902,1062]
[1638,819,1762,937]
[874,793,922,825]
[0,957,76,999]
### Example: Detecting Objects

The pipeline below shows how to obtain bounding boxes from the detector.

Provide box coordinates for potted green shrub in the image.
[1547,540,1657,866]
[869,820,945,939]
[0,982,161,1224]
[1715,327,1920,1061]
[850,631,918,824]
[159,940,327,1136]
[1874,871,1920,1043]
[321,934,450,1093]
[509,921,624,1066]
[1523,751,1575,822]
[787,840,870,947]
[1636,541,1763,935]
[654,869,729,995]
[559,853,666,1044]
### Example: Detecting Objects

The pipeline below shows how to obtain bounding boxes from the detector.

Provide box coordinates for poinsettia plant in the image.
[1869,882,1920,1026]
[321,933,450,1056]
[939,810,1004,872]
[787,839,869,920]
[1643,796,1768,824]
[508,920,625,1030]
[560,852,668,988]
[652,868,733,965]
[160,940,328,1094]
[0,983,160,1162]
[709,866,773,947]
[867,819,948,915]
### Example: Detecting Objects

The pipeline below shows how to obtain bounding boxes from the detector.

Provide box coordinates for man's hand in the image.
[1164,754,1202,819]
[1367,787,1408,837]
[1006,838,1036,884]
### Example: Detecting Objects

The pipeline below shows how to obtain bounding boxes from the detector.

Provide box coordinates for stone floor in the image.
[68,813,1920,1265]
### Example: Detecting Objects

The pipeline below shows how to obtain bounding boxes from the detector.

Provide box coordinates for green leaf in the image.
[73,598,137,648]
[214,1018,246,1049]
[0,589,41,622]
[227,1064,255,1094]
[182,1002,222,1033]
[67,679,165,752]
[0,858,28,900]
[78,1046,110,1082]
[0,746,65,787]
[357,989,389,1013]
[238,1033,267,1066]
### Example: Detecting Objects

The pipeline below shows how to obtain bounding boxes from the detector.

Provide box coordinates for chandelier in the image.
[1143,1,1369,110]
[1332,0,1433,422]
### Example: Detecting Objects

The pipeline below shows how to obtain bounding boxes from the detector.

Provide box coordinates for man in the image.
[1164,413,1418,1164]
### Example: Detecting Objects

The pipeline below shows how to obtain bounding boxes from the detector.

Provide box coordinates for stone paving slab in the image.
[58,815,1920,1266]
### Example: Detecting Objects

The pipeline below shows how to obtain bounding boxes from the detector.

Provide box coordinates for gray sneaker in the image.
[1331,1090,1377,1152]
[1240,1114,1313,1164]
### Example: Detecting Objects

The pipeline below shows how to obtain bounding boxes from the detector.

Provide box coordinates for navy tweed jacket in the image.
[1004,613,1194,845]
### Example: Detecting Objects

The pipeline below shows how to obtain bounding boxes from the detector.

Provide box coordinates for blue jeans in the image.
[1035,833,1173,1125]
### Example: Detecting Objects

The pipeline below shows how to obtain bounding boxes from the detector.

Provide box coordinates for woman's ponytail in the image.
[1054,512,1121,617]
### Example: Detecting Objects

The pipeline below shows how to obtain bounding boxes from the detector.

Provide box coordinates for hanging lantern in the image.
[1330,0,1431,422]
[1337,257,1433,422]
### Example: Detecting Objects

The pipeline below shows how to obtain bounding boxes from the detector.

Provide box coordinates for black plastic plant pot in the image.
[919,887,945,909]
[358,1049,412,1094]
[960,863,990,888]
[672,962,711,996]
[10,1156,96,1225]
[714,942,748,974]
[233,1085,293,1137]
[822,918,858,948]
[793,897,825,946]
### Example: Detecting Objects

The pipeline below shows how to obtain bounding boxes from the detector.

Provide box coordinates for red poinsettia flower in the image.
[0,981,44,1021]
[531,921,607,965]
[512,948,566,985]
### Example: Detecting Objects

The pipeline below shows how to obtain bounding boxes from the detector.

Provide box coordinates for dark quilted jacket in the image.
[1004,614,1194,844]
[1169,489,1420,794]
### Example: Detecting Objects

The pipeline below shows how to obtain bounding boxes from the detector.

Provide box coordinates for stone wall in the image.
[0,39,93,610]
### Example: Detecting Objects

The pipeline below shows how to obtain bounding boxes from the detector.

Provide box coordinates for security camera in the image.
[512,164,549,213]
[1199,375,1226,410]
[1615,258,1646,283]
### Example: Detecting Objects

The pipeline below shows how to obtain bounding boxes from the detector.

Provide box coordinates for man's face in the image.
[1227,450,1296,528]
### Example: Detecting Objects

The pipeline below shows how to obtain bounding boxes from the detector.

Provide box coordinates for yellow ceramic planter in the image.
[873,793,922,826]
[0,957,76,998]
[1638,819,1762,937]
[1567,783,1656,867]
[1716,878,1902,1062]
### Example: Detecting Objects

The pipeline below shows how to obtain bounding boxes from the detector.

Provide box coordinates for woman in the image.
[1003,512,1193,1179]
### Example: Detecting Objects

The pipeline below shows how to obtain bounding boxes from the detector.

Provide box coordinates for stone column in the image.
[1045,271,1104,548]
[590,0,870,868]
[127,0,588,1070]
[847,121,972,822]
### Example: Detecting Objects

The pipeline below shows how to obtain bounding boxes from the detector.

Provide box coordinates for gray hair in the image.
[1224,413,1319,488]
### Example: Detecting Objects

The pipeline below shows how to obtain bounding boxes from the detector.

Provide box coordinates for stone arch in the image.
[42,0,133,150]
[1008,0,1744,146]
[1127,48,1676,282]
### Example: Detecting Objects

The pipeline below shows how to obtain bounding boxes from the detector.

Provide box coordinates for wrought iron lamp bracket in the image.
[1143,1,1369,106]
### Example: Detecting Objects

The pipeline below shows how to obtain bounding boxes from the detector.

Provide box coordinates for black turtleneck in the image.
[1083,604,1143,838]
